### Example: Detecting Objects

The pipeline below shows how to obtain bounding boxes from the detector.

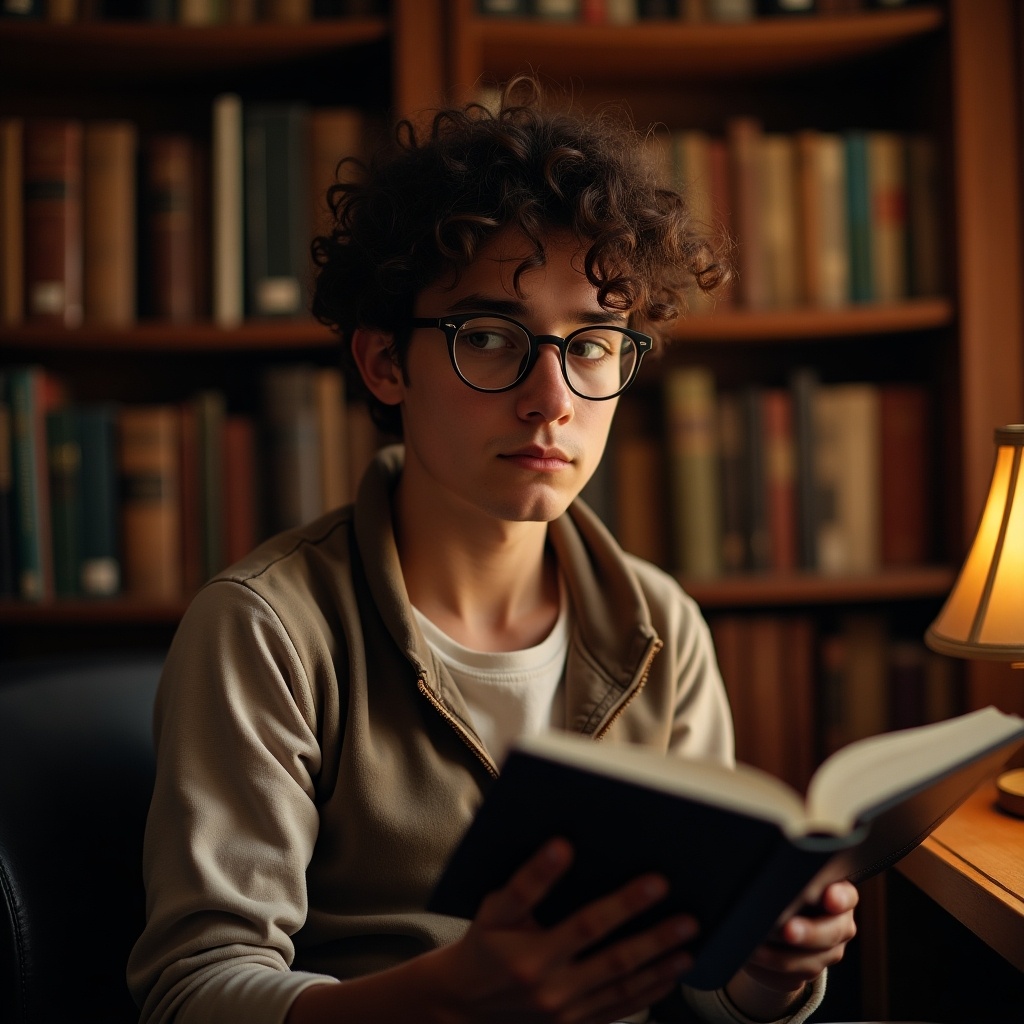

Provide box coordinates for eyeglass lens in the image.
[451,316,638,398]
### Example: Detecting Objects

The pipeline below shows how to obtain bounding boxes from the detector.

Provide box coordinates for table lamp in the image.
[925,423,1024,817]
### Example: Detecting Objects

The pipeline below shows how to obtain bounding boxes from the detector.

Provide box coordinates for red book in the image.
[880,383,931,567]
[23,119,84,327]
[222,413,259,567]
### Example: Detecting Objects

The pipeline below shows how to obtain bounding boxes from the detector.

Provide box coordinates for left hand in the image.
[725,880,859,1020]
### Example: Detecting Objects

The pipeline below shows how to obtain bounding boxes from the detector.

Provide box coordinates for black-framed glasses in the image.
[410,312,652,401]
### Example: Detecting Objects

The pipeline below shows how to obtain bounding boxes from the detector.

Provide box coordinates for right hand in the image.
[427,837,699,1024]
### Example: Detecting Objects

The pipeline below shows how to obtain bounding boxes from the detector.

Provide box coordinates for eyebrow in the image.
[445,293,629,326]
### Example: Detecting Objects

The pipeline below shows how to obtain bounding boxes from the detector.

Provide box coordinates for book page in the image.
[806,706,1024,830]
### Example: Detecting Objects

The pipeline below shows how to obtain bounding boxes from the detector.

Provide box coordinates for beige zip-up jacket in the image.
[128,445,820,1024]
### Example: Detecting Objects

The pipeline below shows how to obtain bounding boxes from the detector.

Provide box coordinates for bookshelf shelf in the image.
[0,21,391,81]
[670,298,953,343]
[682,565,956,611]
[0,597,188,626]
[0,320,336,353]
[463,7,944,84]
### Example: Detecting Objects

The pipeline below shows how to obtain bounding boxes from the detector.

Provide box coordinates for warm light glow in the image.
[926,426,1024,662]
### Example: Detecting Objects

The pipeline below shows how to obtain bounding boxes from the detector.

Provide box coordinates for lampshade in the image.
[926,424,1024,667]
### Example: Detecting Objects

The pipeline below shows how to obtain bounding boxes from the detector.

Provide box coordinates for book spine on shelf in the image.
[879,382,930,567]
[146,134,198,323]
[46,405,82,598]
[212,93,245,328]
[760,387,798,572]
[308,106,368,249]
[23,118,84,327]
[789,367,820,571]
[0,118,23,325]
[222,413,259,566]
[727,116,768,310]
[261,364,324,533]
[906,133,944,298]
[611,430,669,567]
[118,404,183,600]
[77,403,121,597]
[664,366,721,578]
[758,133,801,308]
[315,366,350,513]
[83,120,138,326]
[844,130,873,303]
[867,130,908,304]
[244,102,311,318]
[0,372,14,598]
[195,389,226,581]
[8,366,65,602]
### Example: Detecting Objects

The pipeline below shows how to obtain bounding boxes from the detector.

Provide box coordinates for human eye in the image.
[458,318,525,353]
[567,329,620,362]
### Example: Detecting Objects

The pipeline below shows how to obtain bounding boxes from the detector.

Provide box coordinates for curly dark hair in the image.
[311,75,729,436]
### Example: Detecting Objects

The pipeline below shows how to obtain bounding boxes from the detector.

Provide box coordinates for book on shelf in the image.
[212,93,245,328]
[906,133,944,298]
[866,130,908,304]
[741,386,769,572]
[314,366,350,513]
[533,0,579,19]
[726,116,769,310]
[8,367,68,602]
[264,0,313,21]
[789,366,820,571]
[715,391,747,573]
[222,413,260,567]
[879,382,931,567]
[145,133,198,323]
[760,387,798,572]
[812,382,880,574]
[796,129,850,308]
[118,404,183,601]
[77,403,120,598]
[309,106,369,245]
[611,427,668,567]
[83,119,137,326]
[261,363,324,533]
[23,118,84,327]
[664,366,721,579]
[843,130,872,304]
[195,389,226,582]
[429,707,1024,992]
[758,132,801,308]
[244,102,311,318]
[0,118,23,325]
[0,372,13,597]
[45,405,82,598]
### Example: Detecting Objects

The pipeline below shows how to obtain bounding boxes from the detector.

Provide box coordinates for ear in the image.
[351,327,404,407]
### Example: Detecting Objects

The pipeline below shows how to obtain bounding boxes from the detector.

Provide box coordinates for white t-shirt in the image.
[412,583,569,766]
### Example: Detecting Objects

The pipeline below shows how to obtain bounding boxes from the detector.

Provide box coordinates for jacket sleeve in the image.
[127,580,340,1024]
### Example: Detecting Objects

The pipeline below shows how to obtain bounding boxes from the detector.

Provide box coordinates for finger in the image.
[550,872,675,961]
[475,837,574,928]
[822,880,859,915]
[779,907,857,951]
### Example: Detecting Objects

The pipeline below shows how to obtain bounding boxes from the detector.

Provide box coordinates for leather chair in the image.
[0,652,165,1024]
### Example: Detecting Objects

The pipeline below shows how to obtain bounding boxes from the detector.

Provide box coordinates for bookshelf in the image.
[1,0,1022,728]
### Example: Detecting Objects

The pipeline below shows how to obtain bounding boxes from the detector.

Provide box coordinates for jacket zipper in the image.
[594,636,664,740]
[417,676,499,778]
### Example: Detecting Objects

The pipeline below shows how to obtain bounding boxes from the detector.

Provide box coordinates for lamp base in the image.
[995,767,1024,817]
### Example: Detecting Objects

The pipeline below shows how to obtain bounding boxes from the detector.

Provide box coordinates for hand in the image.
[725,881,859,1021]
[429,837,699,1024]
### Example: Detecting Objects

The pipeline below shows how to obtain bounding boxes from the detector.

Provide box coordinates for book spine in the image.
[212,93,245,327]
[727,117,768,310]
[23,118,84,327]
[0,372,15,597]
[760,388,798,571]
[742,386,769,571]
[222,413,259,566]
[906,133,944,298]
[196,389,226,580]
[46,405,81,597]
[8,366,63,601]
[0,117,24,324]
[844,130,872,303]
[315,366,350,512]
[244,103,311,317]
[867,130,908,304]
[146,134,197,322]
[118,404,183,600]
[758,133,801,308]
[716,391,748,573]
[611,431,669,566]
[83,120,138,326]
[261,364,324,532]
[879,382,930,567]
[308,106,367,247]
[789,367,820,571]
[664,366,721,578]
[77,403,121,597]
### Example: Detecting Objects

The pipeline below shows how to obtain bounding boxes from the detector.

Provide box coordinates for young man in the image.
[128,79,856,1024]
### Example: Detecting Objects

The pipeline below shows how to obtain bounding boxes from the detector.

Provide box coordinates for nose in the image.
[515,341,574,423]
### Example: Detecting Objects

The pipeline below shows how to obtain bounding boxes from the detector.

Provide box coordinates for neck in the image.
[393,478,561,653]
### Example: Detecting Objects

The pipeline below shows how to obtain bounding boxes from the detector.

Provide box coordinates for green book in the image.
[844,131,873,304]
[46,405,81,598]
[78,403,121,597]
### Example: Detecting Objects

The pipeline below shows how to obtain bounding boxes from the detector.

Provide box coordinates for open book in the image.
[428,706,1024,990]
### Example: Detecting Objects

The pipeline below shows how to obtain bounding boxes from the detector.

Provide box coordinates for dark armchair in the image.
[0,652,164,1024]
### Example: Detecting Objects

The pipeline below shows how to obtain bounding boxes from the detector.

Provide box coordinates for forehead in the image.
[424,227,597,307]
